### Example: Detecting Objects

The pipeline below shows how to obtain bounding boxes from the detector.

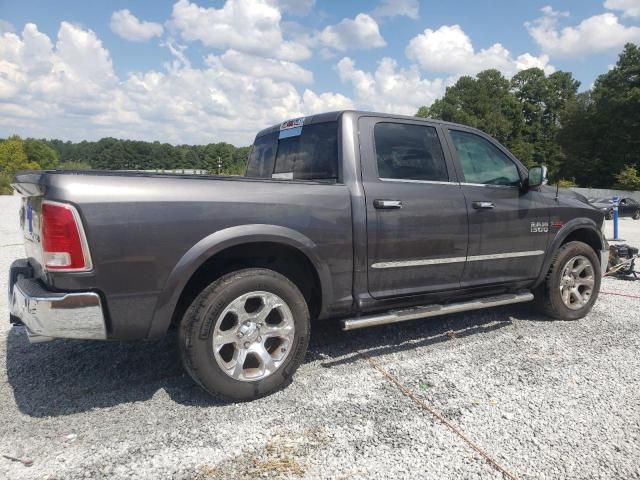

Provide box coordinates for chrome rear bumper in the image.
[9,259,107,343]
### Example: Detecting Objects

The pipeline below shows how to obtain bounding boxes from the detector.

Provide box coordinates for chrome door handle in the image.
[472,201,495,209]
[374,199,403,210]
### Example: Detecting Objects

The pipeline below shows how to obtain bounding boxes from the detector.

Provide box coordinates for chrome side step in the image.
[341,292,534,331]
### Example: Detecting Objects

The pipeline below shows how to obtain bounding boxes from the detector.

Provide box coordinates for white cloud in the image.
[300,89,354,112]
[336,57,447,115]
[514,52,554,72]
[526,6,640,57]
[169,0,310,61]
[406,24,555,76]
[317,14,386,51]
[275,0,315,16]
[604,0,640,18]
[0,21,118,134]
[0,19,14,34]
[110,9,163,42]
[0,22,351,145]
[161,39,191,69]
[213,49,314,84]
[372,0,419,19]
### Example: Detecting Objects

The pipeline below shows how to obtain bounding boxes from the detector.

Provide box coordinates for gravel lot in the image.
[1,193,639,480]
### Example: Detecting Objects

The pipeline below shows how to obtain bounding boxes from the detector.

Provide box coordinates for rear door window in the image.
[373,122,449,182]
[246,121,339,182]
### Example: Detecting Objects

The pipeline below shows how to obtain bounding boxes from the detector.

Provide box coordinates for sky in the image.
[1,0,639,146]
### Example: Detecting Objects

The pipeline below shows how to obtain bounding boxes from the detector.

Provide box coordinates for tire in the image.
[179,268,310,401]
[605,210,613,220]
[534,241,601,320]
[633,210,640,220]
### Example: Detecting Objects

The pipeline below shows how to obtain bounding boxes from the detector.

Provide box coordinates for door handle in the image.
[374,199,403,210]
[472,201,495,209]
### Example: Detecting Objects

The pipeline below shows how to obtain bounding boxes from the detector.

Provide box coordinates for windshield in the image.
[245,121,339,182]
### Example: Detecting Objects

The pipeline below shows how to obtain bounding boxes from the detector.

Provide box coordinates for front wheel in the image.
[179,268,310,401]
[605,210,613,220]
[534,241,601,320]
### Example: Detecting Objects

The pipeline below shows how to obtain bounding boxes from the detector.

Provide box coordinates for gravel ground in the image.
[1,193,639,480]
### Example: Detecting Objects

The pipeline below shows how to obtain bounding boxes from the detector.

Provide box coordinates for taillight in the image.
[41,201,92,271]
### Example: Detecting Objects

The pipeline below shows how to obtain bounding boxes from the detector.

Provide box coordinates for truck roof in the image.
[254,110,477,139]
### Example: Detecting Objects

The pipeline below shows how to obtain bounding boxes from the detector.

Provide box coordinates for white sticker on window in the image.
[280,118,304,130]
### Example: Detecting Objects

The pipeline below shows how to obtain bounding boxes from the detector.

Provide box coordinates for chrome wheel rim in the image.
[559,255,595,310]
[212,291,295,382]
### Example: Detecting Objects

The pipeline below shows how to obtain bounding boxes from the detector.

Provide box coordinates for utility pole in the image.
[217,156,222,175]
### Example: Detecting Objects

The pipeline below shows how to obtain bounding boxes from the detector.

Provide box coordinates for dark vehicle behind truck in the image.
[590,197,640,220]
[9,110,607,400]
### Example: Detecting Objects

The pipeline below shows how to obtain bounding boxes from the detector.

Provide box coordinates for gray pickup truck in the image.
[9,110,607,400]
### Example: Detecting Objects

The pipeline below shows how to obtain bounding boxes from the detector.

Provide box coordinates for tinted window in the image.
[245,133,276,178]
[374,123,448,181]
[245,121,338,181]
[449,130,520,186]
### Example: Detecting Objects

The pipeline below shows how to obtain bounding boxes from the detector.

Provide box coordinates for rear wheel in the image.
[534,241,601,320]
[605,210,613,220]
[179,268,310,401]
[633,209,640,220]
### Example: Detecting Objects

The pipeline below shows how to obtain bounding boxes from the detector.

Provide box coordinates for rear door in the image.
[444,127,549,287]
[359,117,468,299]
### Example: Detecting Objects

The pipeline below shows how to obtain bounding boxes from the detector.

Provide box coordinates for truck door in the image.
[359,117,469,299]
[445,127,549,287]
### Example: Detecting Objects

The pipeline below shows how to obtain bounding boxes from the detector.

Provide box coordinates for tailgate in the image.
[13,172,47,275]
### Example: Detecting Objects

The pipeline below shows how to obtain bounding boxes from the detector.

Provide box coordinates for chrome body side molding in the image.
[372,250,545,269]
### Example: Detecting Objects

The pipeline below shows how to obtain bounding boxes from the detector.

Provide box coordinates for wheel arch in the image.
[533,218,605,289]
[147,224,332,338]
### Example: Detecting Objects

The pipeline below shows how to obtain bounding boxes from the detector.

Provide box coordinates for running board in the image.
[341,292,534,331]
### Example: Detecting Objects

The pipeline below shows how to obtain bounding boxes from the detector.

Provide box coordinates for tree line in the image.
[417,43,640,190]
[0,136,250,194]
[45,138,250,174]
[1,43,639,194]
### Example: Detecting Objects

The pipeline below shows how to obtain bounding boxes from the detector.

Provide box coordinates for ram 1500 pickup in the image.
[9,110,608,400]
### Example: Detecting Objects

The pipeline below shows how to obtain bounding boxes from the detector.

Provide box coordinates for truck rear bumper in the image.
[9,259,107,343]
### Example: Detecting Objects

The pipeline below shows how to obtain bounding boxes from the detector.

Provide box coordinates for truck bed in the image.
[12,170,354,339]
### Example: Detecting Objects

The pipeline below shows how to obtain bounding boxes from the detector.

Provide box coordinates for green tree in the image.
[0,136,41,194]
[557,92,599,186]
[510,68,580,176]
[614,165,640,190]
[231,146,251,175]
[557,178,577,188]
[559,43,640,187]
[23,139,60,169]
[417,69,525,158]
[415,66,587,181]
[59,161,92,170]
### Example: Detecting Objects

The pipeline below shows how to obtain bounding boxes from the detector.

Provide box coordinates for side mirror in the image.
[527,165,548,188]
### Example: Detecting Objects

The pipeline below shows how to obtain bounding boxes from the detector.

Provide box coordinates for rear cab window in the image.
[245,120,339,182]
